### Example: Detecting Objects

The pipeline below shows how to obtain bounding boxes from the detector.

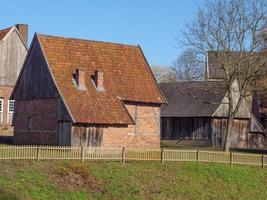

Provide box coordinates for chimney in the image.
[94,70,104,91]
[75,68,86,90]
[15,24,28,47]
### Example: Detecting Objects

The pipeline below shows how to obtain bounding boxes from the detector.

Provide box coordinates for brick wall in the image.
[14,100,161,148]
[0,86,13,125]
[102,103,161,149]
[13,99,59,145]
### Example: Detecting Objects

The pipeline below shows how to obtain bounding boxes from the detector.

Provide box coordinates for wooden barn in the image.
[0,24,28,126]
[206,51,267,133]
[160,80,266,148]
[11,34,166,148]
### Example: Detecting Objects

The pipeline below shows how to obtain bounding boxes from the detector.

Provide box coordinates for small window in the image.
[8,100,15,113]
[27,116,33,130]
[0,98,3,113]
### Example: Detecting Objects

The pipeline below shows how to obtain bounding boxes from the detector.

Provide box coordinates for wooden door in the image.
[58,122,71,146]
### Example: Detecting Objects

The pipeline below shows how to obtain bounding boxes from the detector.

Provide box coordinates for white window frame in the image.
[8,100,15,123]
[8,100,15,114]
[0,98,3,123]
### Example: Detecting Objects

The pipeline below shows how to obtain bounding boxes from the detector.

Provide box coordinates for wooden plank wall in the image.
[13,38,59,100]
[161,117,258,148]
[161,117,212,141]
[71,126,103,147]
[0,28,27,86]
[211,118,249,148]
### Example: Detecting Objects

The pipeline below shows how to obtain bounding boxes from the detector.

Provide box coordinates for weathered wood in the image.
[81,146,84,162]
[230,152,233,165]
[0,28,27,86]
[71,126,103,147]
[122,147,126,164]
[212,80,250,119]
[161,149,164,164]
[58,121,71,146]
[13,38,59,100]
[262,154,264,168]
[161,116,256,148]
[36,146,40,161]
[0,146,264,166]
[161,117,212,141]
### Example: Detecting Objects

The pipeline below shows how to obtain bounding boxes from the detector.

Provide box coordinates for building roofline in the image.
[36,33,138,48]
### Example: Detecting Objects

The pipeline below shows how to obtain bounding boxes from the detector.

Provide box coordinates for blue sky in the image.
[1,0,201,66]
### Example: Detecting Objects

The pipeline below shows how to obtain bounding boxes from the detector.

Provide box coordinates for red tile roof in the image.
[37,34,166,124]
[0,27,11,41]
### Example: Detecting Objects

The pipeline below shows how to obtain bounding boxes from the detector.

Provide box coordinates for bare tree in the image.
[172,49,205,81]
[181,0,267,151]
[151,65,176,83]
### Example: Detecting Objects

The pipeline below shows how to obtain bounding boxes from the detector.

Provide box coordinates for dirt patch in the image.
[52,162,102,192]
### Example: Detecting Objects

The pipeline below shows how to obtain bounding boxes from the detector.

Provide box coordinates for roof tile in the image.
[38,34,165,124]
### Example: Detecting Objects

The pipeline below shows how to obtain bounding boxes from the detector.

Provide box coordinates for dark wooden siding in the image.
[161,117,212,140]
[248,133,265,148]
[161,117,254,148]
[58,121,71,146]
[211,118,249,148]
[13,37,59,100]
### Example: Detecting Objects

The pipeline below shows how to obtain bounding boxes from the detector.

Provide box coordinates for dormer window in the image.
[73,68,87,91]
[91,70,105,92]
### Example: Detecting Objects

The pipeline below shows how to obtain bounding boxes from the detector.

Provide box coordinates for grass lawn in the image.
[160,140,222,150]
[0,161,266,200]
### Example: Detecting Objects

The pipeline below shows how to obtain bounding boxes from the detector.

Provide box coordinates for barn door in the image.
[88,127,103,147]
[58,122,71,146]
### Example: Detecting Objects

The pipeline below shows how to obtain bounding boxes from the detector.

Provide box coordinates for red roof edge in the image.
[137,45,168,105]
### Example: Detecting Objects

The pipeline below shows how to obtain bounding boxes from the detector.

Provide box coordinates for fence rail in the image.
[0,145,266,167]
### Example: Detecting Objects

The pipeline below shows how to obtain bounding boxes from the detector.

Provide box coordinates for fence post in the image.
[197,150,200,163]
[262,155,264,169]
[36,146,40,161]
[122,147,125,164]
[161,149,164,164]
[81,146,84,162]
[230,152,233,166]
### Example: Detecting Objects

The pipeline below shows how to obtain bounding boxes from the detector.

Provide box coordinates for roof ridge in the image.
[0,26,13,42]
[0,26,13,32]
[160,80,225,85]
[36,33,139,48]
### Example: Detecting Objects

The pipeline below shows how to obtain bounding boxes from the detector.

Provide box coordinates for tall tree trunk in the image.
[224,94,234,152]
[224,115,234,152]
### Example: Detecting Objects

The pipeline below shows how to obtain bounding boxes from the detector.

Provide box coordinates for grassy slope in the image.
[0,161,266,200]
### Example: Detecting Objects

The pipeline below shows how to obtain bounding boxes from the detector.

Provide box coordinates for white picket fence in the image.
[0,145,265,167]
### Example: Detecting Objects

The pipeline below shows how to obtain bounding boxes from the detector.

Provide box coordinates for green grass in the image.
[160,139,223,151]
[0,161,266,200]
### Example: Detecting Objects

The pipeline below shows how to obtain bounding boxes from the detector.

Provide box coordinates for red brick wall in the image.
[13,99,59,145]
[0,86,13,125]
[102,103,161,149]
[14,99,161,148]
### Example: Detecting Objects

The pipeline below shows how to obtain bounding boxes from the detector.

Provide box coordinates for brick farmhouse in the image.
[0,24,28,127]
[11,34,166,148]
